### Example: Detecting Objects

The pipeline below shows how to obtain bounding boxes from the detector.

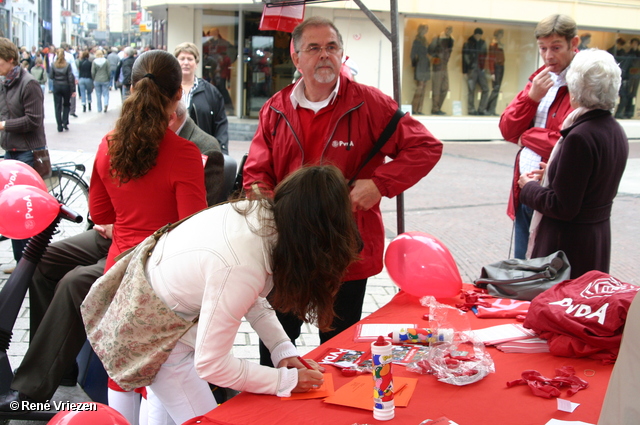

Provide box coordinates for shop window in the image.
[403,18,640,120]
[202,12,239,116]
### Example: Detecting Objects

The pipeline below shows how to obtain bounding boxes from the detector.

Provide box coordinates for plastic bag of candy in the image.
[407,333,495,386]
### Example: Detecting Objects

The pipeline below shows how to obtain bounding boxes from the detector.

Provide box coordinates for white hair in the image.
[175,100,187,119]
[566,48,621,111]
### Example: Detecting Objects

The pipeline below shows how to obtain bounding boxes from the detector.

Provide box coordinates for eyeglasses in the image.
[298,45,343,56]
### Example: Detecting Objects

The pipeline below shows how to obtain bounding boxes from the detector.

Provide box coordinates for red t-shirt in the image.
[297,102,337,165]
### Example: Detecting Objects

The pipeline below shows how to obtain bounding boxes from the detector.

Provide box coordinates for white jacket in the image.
[146,201,299,396]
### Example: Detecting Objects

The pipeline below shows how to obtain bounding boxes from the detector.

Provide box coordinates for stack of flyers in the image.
[391,345,431,366]
[317,346,432,369]
[495,337,549,353]
[317,347,368,369]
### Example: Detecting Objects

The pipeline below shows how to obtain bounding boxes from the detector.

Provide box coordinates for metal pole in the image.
[389,0,404,235]
[352,0,405,235]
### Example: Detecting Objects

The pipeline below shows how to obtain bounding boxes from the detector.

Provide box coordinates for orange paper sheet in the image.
[281,373,335,400]
[323,375,417,411]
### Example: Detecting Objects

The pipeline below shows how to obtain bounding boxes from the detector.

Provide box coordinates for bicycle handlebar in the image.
[59,204,84,223]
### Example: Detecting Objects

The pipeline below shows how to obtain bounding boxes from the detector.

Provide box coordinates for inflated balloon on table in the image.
[0,185,60,239]
[47,402,131,424]
[0,159,47,192]
[384,232,462,298]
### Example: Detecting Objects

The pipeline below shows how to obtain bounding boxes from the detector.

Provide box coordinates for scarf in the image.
[3,66,22,87]
[526,106,591,258]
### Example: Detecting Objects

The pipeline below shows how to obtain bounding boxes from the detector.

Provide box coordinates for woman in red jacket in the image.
[89,49,207,424]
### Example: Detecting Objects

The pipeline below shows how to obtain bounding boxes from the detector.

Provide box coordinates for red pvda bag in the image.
[524,270,639,361]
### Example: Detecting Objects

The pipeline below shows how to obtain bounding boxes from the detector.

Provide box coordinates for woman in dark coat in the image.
[518,49,629,279]
[50,48,76,132]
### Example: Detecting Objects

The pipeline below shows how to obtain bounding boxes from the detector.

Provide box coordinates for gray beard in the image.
[313,69,337,84]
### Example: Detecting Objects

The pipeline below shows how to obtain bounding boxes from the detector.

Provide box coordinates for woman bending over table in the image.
[142,165,361,425]
[518,48,628,278]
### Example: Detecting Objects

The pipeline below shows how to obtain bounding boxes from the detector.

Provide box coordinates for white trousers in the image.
[108,388,141,425]
[147,341,217,425]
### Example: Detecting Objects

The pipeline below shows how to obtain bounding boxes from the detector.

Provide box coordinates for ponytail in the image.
[107,50,182,184]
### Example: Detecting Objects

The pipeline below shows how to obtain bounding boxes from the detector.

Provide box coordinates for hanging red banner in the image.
[259,3,305,33]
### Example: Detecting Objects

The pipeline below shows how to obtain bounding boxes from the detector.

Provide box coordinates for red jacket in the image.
[243,75,443,280]
[499,66,573,219]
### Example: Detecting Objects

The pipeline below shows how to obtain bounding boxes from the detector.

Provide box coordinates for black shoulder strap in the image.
[348,108,405,186]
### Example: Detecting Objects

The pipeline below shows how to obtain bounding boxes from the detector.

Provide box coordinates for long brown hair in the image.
[267,165,361,331]
[108,50,182,184]
[54,48,67,68]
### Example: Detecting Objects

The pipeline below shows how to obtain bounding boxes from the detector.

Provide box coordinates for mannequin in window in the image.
[462,27,489,115]
[410,24,431,115]
[203,28,237,114]
[608,38,630,119]
[622,38,640,119]
[429,26,454,115]
[486,29,505,116]
[578,33,591,51]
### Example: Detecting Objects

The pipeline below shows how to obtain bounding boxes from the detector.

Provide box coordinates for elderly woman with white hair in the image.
[518,48,629,278]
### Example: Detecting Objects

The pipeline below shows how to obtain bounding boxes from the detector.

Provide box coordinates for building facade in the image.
[142,0,640,138]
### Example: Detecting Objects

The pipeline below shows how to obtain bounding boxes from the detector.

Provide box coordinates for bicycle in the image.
[0,160,91,243]
[45,161,92,241]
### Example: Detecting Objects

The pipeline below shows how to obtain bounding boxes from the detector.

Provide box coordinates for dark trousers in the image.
[615,80,631,119]
[466,68,489,114]
[13,230,111,401]
[259,279,368,367]
[52,84,71,128]
[215,77,233,110]
[487,65,504,115]
[3,150,34,262]
[616,78,639,119]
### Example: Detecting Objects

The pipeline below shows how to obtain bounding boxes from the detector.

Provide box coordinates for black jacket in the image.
[78,58,93,79]
[49,64,75,89]
[188,78,229,154]
[115,56,135,86]
[0,67,46,151]
[462,36,487,73]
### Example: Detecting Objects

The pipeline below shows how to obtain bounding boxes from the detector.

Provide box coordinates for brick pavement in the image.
[2,139,638,376]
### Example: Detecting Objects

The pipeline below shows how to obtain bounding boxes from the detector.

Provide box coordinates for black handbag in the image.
[31,147,52,180]
[474,251,571,301]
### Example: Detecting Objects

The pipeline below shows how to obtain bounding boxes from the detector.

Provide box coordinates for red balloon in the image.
[47,403,131,425]
[384,232,462,298]
[0,185,60,239]
[0,159,47,192]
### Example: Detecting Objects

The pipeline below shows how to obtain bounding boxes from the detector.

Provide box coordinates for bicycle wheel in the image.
[47,169,92,241]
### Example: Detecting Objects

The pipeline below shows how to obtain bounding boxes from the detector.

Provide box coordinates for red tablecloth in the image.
[185,291,613,425]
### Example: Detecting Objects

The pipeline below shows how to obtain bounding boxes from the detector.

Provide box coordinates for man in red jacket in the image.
[243,17,443,365]
[499,14,578,259]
